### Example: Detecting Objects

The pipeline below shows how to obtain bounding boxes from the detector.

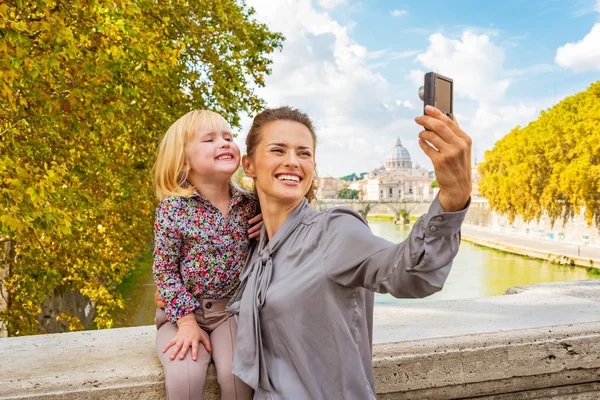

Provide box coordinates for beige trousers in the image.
[155,299,253,400]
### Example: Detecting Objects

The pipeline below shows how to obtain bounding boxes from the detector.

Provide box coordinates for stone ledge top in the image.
[0,326,162,399]
[372,279,600,343]
[505,279,600,301]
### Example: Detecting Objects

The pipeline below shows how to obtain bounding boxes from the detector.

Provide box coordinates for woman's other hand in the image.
[415,105,472,212]
[248,213,264,239]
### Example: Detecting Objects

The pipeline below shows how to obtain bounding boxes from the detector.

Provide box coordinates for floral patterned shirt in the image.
[153,185,259,323]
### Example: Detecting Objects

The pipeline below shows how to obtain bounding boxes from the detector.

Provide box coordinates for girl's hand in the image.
[163,313,212,361]
[415,105,472,212]
[154,288,165,309]
[248,213,264,239]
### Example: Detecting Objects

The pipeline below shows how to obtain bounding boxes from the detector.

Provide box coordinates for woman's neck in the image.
[188,177,231,217]
[259,196,304,240]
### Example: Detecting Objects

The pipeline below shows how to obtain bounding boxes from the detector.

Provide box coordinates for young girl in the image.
[152,110,259,400]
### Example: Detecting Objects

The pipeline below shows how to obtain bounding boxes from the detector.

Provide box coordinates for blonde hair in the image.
[246,106,318,202]
[153,110,232,201]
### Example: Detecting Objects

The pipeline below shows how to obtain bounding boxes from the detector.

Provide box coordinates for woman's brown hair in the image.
[246,106,318,202]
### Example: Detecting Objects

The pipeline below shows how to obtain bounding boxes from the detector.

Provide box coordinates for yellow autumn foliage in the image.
[0,0,283,335]
[479,81,600,228]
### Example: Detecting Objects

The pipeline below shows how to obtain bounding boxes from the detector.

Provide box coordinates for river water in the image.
[370,222,599,306]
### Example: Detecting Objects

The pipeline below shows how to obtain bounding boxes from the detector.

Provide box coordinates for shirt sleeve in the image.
[152,199,200,323]
[322,195,470,298]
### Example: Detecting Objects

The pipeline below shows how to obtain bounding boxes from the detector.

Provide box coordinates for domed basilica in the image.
[364,138,434,201]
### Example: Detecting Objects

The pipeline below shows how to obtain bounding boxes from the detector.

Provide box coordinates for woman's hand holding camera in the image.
[415,105,472,212]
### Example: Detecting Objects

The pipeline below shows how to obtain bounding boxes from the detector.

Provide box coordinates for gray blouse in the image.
[228,195,469,399]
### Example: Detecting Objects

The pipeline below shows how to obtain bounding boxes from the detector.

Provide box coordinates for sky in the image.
[237,0,600,178]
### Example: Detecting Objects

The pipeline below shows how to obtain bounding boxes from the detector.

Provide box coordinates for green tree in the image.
[337,188,359,199]
[0,0,282,335]
[339,173,358,181]
[430,180,439,188]
[479,81,600,227]
[339,172,367,181]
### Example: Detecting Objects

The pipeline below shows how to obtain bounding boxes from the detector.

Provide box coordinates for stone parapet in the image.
[374,321,600,399]
[1,281,599,399]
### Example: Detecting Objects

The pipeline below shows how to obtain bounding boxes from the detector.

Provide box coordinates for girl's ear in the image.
[242,155,256,178]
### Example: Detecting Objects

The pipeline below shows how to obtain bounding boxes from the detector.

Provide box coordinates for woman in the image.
[228,105,472,399]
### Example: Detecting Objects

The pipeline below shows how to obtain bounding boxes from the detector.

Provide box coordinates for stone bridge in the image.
[316,199,432,222]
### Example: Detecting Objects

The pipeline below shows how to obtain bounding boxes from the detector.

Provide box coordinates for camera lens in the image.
[418,86,424,101]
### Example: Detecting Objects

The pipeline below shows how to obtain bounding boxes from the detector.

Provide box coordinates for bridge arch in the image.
[316,199,431,222]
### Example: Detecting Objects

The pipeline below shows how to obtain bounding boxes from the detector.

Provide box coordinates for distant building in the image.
[316,176,350,199]
[365,176,435,201]
[364,138,434,201]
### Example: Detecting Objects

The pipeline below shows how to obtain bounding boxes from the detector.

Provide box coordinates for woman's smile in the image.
[275,172,302,185]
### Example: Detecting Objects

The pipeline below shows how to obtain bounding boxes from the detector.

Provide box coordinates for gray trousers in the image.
[155,299,253,400]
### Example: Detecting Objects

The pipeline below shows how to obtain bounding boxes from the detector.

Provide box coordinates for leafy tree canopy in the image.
[479,81,600,227]
[337,188,359,199]
[339,172,367,181]
[0,0,282,335]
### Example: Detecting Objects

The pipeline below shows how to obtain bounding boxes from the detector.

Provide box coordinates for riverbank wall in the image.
[462,224,600,270]
[465,198,600,247]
